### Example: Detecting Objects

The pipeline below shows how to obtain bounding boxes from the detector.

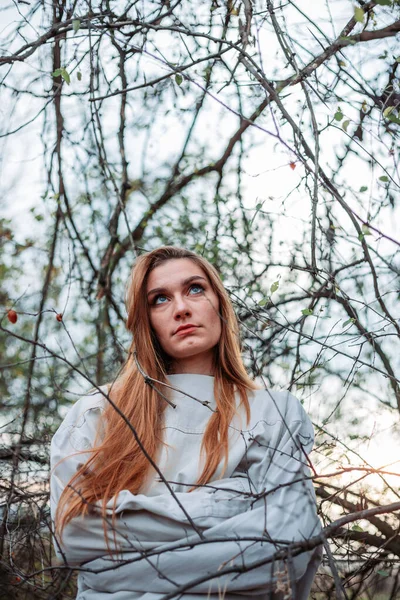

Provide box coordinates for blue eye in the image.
[153,295,168,305]
[151,284,204,306]
[189,284,204,295]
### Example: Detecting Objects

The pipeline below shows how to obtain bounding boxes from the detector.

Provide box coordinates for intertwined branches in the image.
[1,0,400,597]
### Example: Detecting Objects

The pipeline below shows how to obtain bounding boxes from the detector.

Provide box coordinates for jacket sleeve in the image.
[68,391,322,599]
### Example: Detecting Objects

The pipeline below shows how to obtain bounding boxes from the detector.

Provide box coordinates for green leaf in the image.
[342,119,350,132]
[379,175,389,182]
[175,74,183,85]
[72,19,80,33]
[387,114,400,125]
[377,570,389,577]
[301,308,313,316]
[258,299,268,307]
[362,224,372,235]
[203,66,212,80]
[60,68,70,85]
[334,108,343,121]
[383,106,395,118]
[77,71,82,81]
[339,36,357,45]
[351,524,364,532]
[396,57,400,63]
[354,7,364,22]
[342,318,356,328]
[374,0,392,5]
[53,68,71,84]
[270,281,280,294]
[359,186,368,192]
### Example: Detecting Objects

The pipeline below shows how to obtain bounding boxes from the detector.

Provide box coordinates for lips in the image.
[174,324,199,335]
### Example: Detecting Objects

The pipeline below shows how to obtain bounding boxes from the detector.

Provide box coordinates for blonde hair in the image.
[56,246,256,536]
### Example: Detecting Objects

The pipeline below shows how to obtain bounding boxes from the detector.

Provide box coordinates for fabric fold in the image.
[50,375,322,599]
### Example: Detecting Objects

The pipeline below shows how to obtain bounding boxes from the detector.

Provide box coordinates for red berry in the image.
[289,162,296,170]
[7,310,17,324]
[56,313,63,322]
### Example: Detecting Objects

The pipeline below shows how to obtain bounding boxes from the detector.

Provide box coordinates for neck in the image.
[169,352,215,376]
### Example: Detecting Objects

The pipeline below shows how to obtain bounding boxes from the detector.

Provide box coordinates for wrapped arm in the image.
[72,392,322,599]
[50,398,253,565]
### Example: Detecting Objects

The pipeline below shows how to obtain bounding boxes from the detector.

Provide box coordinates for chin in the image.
[171,345,211,360]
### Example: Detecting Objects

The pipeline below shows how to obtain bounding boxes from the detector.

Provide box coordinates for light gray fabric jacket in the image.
[50,374,322,599]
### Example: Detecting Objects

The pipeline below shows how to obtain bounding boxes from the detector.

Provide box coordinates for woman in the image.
[51,246,322,600]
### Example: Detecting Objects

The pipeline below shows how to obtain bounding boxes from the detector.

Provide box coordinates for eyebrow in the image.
[147,275,207,298]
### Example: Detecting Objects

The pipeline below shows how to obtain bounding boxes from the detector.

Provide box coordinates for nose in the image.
[173,295,192,320]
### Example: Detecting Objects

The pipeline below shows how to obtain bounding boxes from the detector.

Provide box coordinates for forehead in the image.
[146,258,207,290]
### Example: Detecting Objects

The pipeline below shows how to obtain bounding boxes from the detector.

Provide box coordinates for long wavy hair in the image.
[56,246,256,537]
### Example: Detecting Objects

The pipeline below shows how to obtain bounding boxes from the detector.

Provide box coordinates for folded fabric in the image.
[50,374,322,599]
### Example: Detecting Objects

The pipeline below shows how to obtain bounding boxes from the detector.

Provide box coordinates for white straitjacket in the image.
[51,374,322,599]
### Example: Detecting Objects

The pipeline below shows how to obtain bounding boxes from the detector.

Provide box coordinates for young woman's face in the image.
[146,259,222,374]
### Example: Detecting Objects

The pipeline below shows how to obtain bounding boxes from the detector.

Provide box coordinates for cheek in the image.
[149,313,166,342]
[205,298,221,332]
